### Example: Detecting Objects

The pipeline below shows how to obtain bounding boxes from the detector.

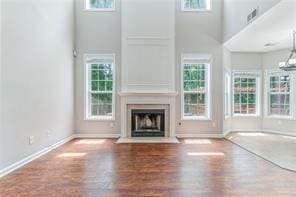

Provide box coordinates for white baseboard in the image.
[176,133,224,138]
[262,129,296,137]
[223,129,232,137]
[230,128,262,132]
[74,133,120,138]
[0,135,74,178]
[225,129,296,138]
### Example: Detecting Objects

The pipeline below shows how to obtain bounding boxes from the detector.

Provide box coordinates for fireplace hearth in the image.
[131,109,165,137]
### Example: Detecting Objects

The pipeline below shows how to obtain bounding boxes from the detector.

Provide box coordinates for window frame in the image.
[232,70,261,117]
[264,69,294,120]
[84,0,116,12]
[181,53,212,121]
[181,0,212,12]
[84,54,116,121]
[224,69,231,119]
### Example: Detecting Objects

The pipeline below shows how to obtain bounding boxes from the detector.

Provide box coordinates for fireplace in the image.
[131,109,165,137]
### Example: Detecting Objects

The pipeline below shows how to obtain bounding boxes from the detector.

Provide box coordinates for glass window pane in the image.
[241,104,247,114]
[197,93,205,104]
[191,70,198,80]
[234,78,240,83]
[91,81,99,91]
[234,104,240,113]
[248,94,256,104]
[99,69,105,80]
[91,70,99,81]
[106,81,113,91]
[184,70,191,80]
[184,93,198,104]
[234,94,240,103]
[89,0,114,9]
[91,64,99,69]
[241,93,248,103]
[99,81,105,91]
[247,104,256,114]
[98,93,112,104]
[270,94,280,105]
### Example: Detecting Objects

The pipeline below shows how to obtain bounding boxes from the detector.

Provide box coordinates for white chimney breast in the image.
[121,0,175,92]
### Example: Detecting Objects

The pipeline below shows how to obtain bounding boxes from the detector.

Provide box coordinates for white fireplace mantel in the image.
[119,92,178,138]
[118,91,178,97]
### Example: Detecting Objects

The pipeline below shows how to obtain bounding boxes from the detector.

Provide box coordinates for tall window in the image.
[181,54,211,120]
[85,54,115,120]
[233,71,260,116]
[85,0,115,11]
[224,70,231,118]
[181,0,211,11]
[267,72,292,117]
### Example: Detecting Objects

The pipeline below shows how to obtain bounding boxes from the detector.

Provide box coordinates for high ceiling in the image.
[224,0,296,53]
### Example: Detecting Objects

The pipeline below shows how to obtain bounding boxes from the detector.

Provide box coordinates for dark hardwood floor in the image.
[1,138,296,196]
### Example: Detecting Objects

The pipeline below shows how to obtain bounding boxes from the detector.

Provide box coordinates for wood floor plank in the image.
[1,138,296,196]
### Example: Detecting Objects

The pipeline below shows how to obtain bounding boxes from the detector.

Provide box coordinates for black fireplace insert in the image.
[131,109,165,137]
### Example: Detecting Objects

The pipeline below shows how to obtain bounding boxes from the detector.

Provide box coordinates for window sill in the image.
[84,116,115,121]
[84,8,115,12]
[224,116,230,120]
[232,114,261,118]
[181,9,212,12]
[182,116,212,121]
[264,115,294,120]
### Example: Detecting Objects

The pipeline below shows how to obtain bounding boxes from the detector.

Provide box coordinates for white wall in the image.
[74,0,121,134]
[261,49,296,135]
[229,53,263,131]
[1,0,74,170]
[0,0,3,169]
[223,47,232,134]
[175,0,223,135]
[223,0,282,42]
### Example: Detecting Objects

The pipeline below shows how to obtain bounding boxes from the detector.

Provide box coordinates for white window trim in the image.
[181,0,212,12]
[84,53,116,121]
[181,53,212,121]
[264,69,294,120]
[232,70,262,117]
[84,0,116,12]
[224,68,231,120]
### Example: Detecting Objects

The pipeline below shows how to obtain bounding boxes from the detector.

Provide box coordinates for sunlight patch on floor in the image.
[184,139,212,144]
[57,153,87,158]
[74,139,106,145]
[187,152,225,156]
[238,132,267,136]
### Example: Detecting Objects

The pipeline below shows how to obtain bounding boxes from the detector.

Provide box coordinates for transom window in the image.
[181,0,211,11]
[233,72,261,116]
[85,54,115,120]
[85,0,115,11]
[267,72,292,117]
[181,54,211,120]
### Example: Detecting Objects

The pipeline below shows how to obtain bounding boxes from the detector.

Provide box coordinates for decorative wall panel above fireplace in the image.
[121,0,175,92]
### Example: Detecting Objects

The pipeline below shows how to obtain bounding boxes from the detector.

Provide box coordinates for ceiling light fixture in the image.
[279,31,296,71]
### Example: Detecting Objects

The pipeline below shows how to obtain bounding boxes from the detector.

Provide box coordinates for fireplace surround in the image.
[119,92,178,138]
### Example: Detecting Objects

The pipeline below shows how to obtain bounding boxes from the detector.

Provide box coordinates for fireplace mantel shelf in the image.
[118,91,178,97]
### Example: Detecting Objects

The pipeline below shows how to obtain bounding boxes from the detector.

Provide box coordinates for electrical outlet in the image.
[47,130,51,137]
[29,136,34,145]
